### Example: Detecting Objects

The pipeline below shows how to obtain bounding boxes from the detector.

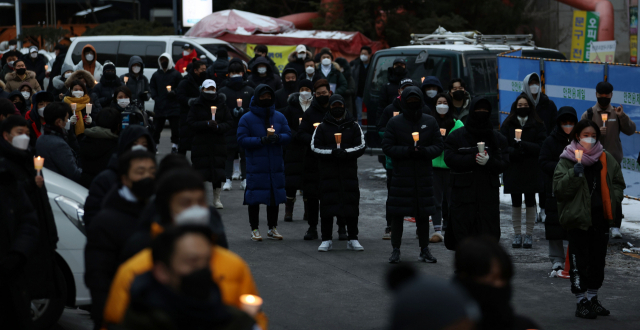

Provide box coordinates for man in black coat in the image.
[85,150,157,330]
[248,44,280,76]
[377,57,411,125]
[150,54,183,153]
[218,60,254,191]
[177,61,207,155]
[444,97,510,250]
[275,67,298,110]
[206,48,230,88]
[93,61,123,108]
[78,108,121,187]
[538,106,577,271]
[247,56,283,92]
[382,86,443,264]
[312,95,366,252]
[120,56,151,110]
[23,46,48,88]
[350,46,373,124]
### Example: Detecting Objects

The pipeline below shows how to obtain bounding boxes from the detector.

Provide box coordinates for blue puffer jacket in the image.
[237,84,292,206]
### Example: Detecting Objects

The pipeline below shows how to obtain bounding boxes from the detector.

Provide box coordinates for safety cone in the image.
[558,244,571,279]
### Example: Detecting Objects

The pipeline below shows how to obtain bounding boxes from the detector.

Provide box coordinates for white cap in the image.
[200,54,206,58]
[296,45,307,53]
[29,46,38,53]
[202,79,216,89]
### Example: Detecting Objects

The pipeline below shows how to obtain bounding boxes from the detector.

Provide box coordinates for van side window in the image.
[71,41,119,65]
[118,41,166,69]
[470,59,490,95]
[486,58,497,93]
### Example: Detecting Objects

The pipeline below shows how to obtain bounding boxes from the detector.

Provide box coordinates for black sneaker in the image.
[512,234,523,248]
[171,146,178,154]
[303,228,318,240]
[575,298,598,319]
[589,297,610,316]
[338,226,348,241]
[418,247,437,263]
[389,248,401,264]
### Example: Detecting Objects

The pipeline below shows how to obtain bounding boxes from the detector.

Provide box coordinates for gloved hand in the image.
[167,91,177,100]
[409,147,420,159]
[84,115,92,124]
[188,98,198,106]
[207,120,217,127]
[574,163,584,177]
[138,91,149,101]
[416,146,427,155]
[476,151,490,166]
[70,114,78,124]
[332,149,347,158]
[261,136,270,145]
[267,133,279,143]
[233,107,244,117]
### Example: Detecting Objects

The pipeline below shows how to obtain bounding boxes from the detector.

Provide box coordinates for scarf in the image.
[559,140,603,166]
[63,95,91,135]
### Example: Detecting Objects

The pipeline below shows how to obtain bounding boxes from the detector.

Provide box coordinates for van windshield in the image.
[370,55,454,92]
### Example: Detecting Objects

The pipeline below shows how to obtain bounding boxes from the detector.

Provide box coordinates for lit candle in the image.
[34,156,44,176]
[299,117,302,124]
[86,103,92,115]
[71,103,77,111]
[166,85,171,92]
[94,80,97,84]
[239,294,263,317]
[313,123,320,129]
[45,65,49,71]
[237,99,242,107]
[515,129,522,140]
[124,76,129,84]
[183,67,187,72]
[412,132,419,146]
[440,128,446,136]
[601,113,608,127]
[393,111,399,117]
[267,125,275,136]
[477,142,485,154]
[211,106,216,120]
[575,149,583,163]
[335,133,342,148]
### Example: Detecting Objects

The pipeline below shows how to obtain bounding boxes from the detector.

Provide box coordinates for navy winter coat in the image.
[237,84,292,206]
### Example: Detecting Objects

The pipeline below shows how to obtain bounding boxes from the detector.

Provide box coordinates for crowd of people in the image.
[0,38,635,329]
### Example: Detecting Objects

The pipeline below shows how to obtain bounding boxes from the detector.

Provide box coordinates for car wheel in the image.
[31,264,67,329]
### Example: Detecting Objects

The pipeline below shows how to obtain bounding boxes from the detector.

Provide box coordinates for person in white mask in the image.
[24,45,48,88]
[421,76,444,112]
[314,49,347,96]
[74,44,103,81]
[350,46,373,125]
[0,50,20,85]
[25,91,55,151]
[121,56,150,109]
[52,62,75,100]
[247,56,282,91]
[554,119,624,319]
[284,44,311,81]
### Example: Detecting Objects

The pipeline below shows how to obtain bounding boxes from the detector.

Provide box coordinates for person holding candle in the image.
[237,83,292,241]
[312,95,366,252]
[150,53,182,154]
[120,56,150,110]
[382,86,444,263]
[78,108,122,188]
[187,79,232,209]
[177,60,208,155]
[275,67,299,110]
[553,119,625,319]
[580,81,637,239]
[539,106,578,272]
[63,80,94,135]
[111,86,150,130]
[92,61,123,108]
[444,97,510,249]
[499,95,547,249]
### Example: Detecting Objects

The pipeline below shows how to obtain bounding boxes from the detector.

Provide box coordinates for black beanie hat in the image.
[596,81,613,94]
[298,79,314,91]
[318,48,333,61]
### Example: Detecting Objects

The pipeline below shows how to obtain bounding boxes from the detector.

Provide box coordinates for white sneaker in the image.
[552,262,564,271]
[232,170,241,180]
[539,208,546,223]
[222,179,232,191]
[214,188,224,209]
[241,179,246,190]
[267,228,283,240]
[611,227,622,239]
[347,240,364,251]
[318,240,332,252]
[251,229,262,241]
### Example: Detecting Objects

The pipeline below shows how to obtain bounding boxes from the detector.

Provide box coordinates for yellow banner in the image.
[571,11,587,60]
[246,44,298,74]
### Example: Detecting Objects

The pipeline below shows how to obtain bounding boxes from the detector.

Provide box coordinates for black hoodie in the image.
[8,89,26,115]
[275,67,298,110]
[247,56,283,91]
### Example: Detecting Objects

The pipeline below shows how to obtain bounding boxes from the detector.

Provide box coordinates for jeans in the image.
[248,191,279,230]
[153,116,179,145]
[432,168,451,230]
[321,216,358,241]
[355,97,363,125]
[224,145,246,179]
[390,215,429,248]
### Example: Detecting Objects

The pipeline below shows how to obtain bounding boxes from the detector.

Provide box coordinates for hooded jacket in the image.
[421,76,443,112]
[312,96,366,218]
[74,44,103,81]
[35,125,83,183]
[248,53,280,76]
[284,50,312,80]
[8,89,26,115]
[247,56,283,92]
[83,125,156,226]
[23,50,48,88]
[51,62,75,98]
[382,87,444,218]
[280,92,307,190]
[274,67,298,110]
[443,97,510,249]
[121,56,150,106]
[4,69,42,93]
[150,53,182,118]
[92,65,123,108]
[177,69,204,151]
[237,84,292,206]
[25,91,53,151]
[218,71,255,149]
[64,69,103,114]
[175,48,198,74]
[539,106,577,240]
[206,49,230,87]
[298,97,330,199]
[379,66,410,115]
[78,126,119,187]
[522,73,557,135]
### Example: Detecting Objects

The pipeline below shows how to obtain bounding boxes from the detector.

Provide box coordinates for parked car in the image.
[33,168,90,329]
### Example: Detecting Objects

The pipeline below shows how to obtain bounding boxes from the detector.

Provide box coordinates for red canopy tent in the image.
[185,9,295,38]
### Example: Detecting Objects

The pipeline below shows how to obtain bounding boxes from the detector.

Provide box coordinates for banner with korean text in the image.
[571,11,600,61]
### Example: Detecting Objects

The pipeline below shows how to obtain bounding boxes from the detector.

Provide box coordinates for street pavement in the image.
[58,127,640,330]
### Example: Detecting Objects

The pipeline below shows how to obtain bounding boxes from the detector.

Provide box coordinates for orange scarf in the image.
[63,95,90,135]
[599,153,613,221]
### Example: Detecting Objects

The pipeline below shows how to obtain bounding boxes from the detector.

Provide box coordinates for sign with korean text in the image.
[571,11,600,61]
[246,44,297,73]
[589,40,616,63]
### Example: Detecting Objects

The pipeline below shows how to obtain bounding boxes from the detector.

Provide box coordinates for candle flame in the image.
[245,295,256,303]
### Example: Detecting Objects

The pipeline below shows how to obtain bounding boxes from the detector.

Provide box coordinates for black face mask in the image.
[180,267,214,300]
[473,111,491,121]
[394,66,406,76]
[202,91,217,101]
[161,61,169,70]
[229,76,243,84]
[16,68,26,76]
[130,177,155,201]
[452,90,465,101]
[516,107,530,117]
[459,280,513,327]
[316,95,329,106]
[330,106,346,118]
[104,71,117,79]
[406,101,422,111]
[284,80,297,91]
[256,97,274,108]
[597,97,611,107]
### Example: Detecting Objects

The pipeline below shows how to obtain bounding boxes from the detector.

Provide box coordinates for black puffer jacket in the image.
[218,78,255,149]
[206,57,229,88]
[444,97,510,249]
[247,56,283,92]
[150,53,182,118]
[536,93,557,136]
[23,53,48,87]
[78,126,119,187]
[274,67,298,110]
[187,93,231,183]
[8,89,26,115]
[281,93,307,190]
[298,98,330,199]
[382,87,444,218]
[177,71,203,152]
[93,74,123,108]
[312,101,366,218]
[83,125,155,226]
[378,69,410,120]
[120,56,150,108]
[539,106,577,240]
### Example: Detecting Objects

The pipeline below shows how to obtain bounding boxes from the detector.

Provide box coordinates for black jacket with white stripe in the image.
[312,110,366,218]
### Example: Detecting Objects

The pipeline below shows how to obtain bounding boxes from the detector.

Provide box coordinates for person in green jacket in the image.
[553,119,625,319]
[314,49,348,96]
[432,93,463,242]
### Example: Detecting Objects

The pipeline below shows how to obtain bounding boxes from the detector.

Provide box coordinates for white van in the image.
[63,36,250,110]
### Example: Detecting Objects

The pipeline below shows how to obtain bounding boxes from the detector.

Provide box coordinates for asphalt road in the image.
[57,127,640,330]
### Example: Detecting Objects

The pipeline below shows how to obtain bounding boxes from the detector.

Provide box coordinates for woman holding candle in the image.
[187,79,232,209]
[499,95,547,249]
[111,86,150,129]
[149,53,182,153]
[553,119,624,319]
[63,80,94,136]
[177,60,208,155]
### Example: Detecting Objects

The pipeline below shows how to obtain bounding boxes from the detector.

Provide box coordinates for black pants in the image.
[510,193,537,207]
[432,168,451,229]
[286,188,297,199]
[306,197,319,228]
[614,200,622,228]
[153,116,180,145]
[390,215,429,248]
[225,146,246,179]
[0,272,32,329]
[248,192,279,230]
[567,214,609,294]
[385,169,393,227]
[321,216,358,241]
[538,191,547,209]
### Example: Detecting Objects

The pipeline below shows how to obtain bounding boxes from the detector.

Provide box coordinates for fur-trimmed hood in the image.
[65,69,95,89]
[5,70,37,83]
[315,61,342,71]
[287,50,313,63]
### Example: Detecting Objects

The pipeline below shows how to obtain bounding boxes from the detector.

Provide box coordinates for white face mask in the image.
[174,205,210,226]
[321,58,331,66]
[72,91,84,98]
[64,72,72,79]
[132,66,141,74]
[38,107,45,117]
[257,67,267,74]
[183,50,191,56]
[360,54,369,62]
[131,144,147,151]
[230,74,243,78]
[426,90,438,98]
[118,98,130,107]
[529,84,540,94]
[561,125,574,134]
[11,134,30,150]
[64,120,71,130]
[8,61,15,68]
[436,104,449,114]
[30,52,38,59]
[305,66,315,74]
[85,53,94,61]
[579,137,596,150]
[8,45,15,50]
[297,53,306,59]
[21,91,30,99]
[300,91,312,100]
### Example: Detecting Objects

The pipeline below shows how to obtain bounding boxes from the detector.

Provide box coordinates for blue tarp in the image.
[497,56,540,124]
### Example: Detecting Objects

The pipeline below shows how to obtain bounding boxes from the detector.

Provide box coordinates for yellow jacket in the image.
[103,246,268,329]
